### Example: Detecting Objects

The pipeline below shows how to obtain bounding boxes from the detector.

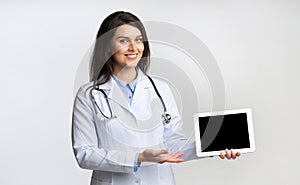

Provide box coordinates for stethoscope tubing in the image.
[90,75,171,124]
[90,87,114,119]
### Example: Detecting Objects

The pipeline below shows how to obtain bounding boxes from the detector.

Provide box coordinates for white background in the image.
[0,0,299,185]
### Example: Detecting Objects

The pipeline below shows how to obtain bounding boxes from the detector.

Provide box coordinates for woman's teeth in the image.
[126,54,137,58]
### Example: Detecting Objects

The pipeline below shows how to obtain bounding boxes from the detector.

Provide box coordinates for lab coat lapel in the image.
[97,77,131,112]
[131,72,153,109]
[130,73,165,131]
[97,71,152,115]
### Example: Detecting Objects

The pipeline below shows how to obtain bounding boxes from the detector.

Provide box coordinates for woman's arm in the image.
[72,86,136,173]
[159,81,240,161]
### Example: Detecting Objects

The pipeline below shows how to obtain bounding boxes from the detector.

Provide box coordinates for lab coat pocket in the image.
[94,114,130,149]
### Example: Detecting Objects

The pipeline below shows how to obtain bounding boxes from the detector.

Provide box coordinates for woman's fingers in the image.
[225,149,231,159]
[141,149,184,163]
[144,149,168,157]
[219,149,241,160]
[152,149,168,156]
[219,151,226,159]
[172,151,184,158]
[231,149,236,159]
[160,152,185,163]
[167,152,185,162]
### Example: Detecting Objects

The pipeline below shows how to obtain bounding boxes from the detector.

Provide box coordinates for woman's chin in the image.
[125,60,139,68]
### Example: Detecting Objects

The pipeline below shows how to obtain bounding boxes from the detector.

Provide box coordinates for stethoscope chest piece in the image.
[162,113,171,124]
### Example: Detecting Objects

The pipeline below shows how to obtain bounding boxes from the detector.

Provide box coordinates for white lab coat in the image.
[72,70,199,185]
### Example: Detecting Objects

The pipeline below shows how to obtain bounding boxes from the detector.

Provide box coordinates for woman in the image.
[72,11,239,185]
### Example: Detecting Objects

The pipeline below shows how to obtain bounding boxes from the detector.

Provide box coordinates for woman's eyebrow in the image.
[116,35,142,39]
[116,36,129,39]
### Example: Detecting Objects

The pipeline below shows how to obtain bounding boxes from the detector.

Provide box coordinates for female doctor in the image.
[72,11,240,185]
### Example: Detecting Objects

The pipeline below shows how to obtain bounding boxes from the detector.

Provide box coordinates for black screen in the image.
[198,113,250,152]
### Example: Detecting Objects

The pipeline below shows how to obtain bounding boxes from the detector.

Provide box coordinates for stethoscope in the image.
[90,75,171,124]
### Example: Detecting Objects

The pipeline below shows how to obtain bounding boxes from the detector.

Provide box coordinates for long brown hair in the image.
[90,11,150,85]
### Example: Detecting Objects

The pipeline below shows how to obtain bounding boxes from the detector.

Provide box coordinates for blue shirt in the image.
[112,74,138,104]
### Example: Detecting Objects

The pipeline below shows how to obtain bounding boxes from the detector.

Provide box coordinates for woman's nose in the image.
[128,42,137,51]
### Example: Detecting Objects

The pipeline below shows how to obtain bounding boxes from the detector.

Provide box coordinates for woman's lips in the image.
[125,53,138,59]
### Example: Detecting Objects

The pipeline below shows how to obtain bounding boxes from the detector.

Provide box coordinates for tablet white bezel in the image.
[193,108,256,157]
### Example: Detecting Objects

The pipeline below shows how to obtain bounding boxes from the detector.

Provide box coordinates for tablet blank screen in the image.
[198,113,250,152]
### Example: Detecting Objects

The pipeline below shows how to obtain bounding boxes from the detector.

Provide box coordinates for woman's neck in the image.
[113,67,137,83]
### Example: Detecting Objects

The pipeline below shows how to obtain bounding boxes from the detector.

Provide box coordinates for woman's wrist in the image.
[138,153,144,163]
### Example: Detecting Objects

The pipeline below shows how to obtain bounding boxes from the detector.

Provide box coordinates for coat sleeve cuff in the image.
[133,153,141,173]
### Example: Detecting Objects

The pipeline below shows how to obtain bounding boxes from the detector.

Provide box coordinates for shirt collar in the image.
[112,69,138,92]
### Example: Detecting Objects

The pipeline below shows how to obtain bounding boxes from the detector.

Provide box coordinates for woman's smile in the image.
[125,53,139,59]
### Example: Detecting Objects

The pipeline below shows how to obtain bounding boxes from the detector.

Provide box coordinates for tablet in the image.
[193,108,255,157]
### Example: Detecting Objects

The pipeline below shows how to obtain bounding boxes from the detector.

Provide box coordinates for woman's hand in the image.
[138,149,184,164]
[219,149,241,160]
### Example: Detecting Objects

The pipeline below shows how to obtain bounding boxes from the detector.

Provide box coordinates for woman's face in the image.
[110,24,144,71]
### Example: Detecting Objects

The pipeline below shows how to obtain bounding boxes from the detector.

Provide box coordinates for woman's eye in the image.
[136,38,143,42]
[119,39,128,44]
